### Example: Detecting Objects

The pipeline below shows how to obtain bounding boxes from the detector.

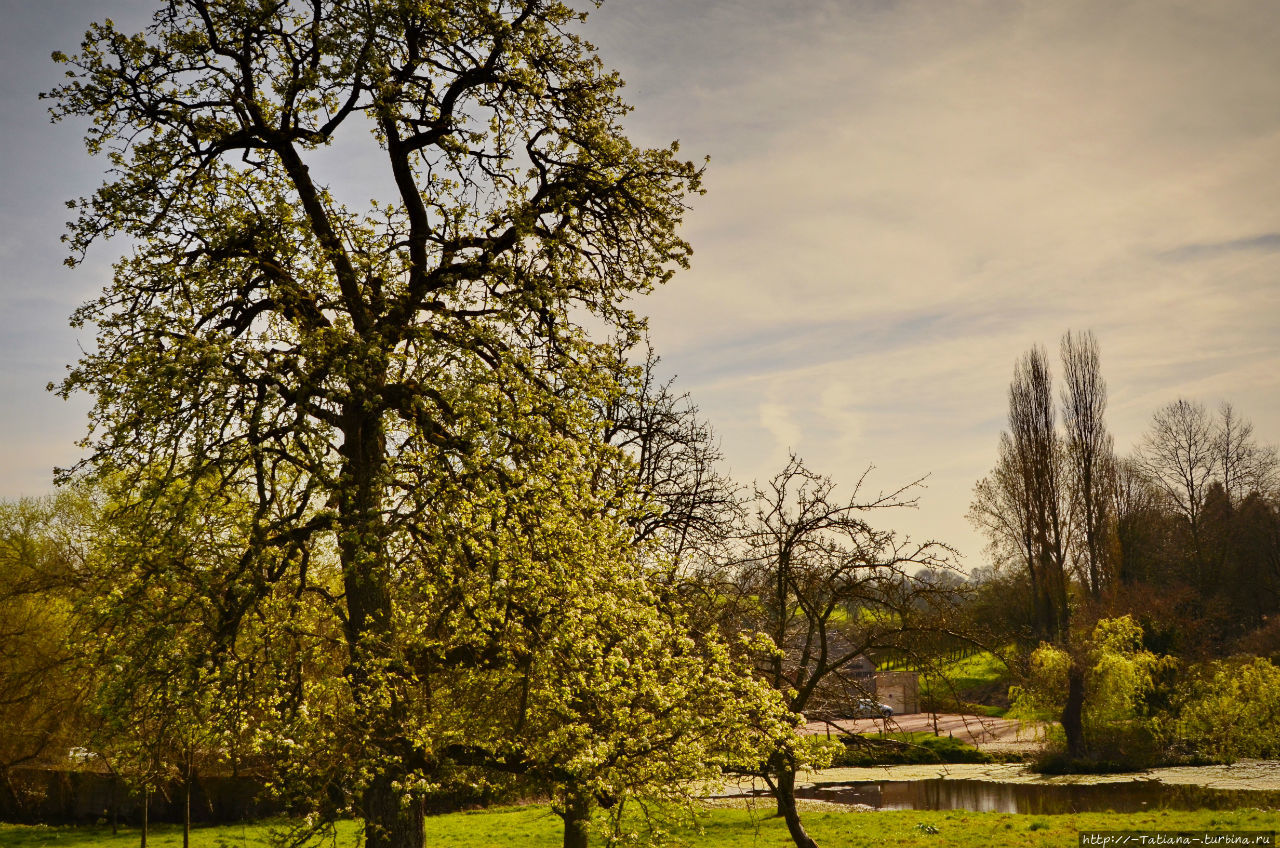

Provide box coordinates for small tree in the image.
[0,494,92,811]
[512,569,789,848]
[1215,403,1278,506]
[1010,616,1167,766]
[1176,658,1280,761]
[729,456,957,848]
[1137,399,1218,587]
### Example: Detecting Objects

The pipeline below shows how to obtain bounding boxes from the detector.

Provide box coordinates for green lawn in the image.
[920,650,1013,716]
[3,806,1277,848]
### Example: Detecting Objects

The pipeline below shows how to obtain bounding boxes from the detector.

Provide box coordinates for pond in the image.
[792,779,1280,814]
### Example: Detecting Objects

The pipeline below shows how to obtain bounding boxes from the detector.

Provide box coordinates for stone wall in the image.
[874,671,920,715]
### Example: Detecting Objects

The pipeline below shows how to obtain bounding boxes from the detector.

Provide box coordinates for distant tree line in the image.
[970,331,1279,658]
[967,330,1279,762]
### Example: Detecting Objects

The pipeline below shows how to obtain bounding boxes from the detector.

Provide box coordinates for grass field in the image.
[920,650,1013,716]
[2,805,1276,848]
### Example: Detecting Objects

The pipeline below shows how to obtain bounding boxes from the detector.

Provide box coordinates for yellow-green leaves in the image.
[1175,658,1280,761]
[49,3,714,844]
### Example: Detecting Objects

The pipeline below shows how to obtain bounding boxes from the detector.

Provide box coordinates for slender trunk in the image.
[773,549,790,690]
[140,787,148,848]
[560,787,592,848]
[182,759,191,848]
[1024,543,1046,642]
[771,762,819,848]
[1061,660,1086,760]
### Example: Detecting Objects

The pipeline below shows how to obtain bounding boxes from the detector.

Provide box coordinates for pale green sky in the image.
[2,0,1278,564]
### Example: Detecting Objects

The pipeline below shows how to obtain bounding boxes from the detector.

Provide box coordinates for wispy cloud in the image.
[598,0,1280,560]
[2,1,1278,564]
[1156,233,1280,263]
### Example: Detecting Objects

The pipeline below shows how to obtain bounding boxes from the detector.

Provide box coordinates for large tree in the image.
[47,3,704,846]
[969,345,1071,645]
[970,341,1089,756]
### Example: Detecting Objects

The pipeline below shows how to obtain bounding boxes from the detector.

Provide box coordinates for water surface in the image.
[794,779,1280,813]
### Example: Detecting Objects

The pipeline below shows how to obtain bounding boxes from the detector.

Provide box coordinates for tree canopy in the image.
[44,3,753,847]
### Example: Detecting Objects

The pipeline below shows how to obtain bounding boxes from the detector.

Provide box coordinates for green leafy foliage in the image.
[43,3,774,846]
[0,492,91,771]
[1011,616,1169,766]
[1008,617,1280,768]
[1173,657,1280,761]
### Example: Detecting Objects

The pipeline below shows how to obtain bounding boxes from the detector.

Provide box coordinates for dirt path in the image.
[800,712,1048,753]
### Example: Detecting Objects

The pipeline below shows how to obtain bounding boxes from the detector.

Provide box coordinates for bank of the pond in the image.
[2,807,1279,848]
[704,761,1280,815]
[797,759,1280,791]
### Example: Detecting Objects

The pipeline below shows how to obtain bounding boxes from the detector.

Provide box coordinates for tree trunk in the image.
[183,759,191,848]
[338,405,424,848]
[140,787,148,848]
[560,787,592,848]
[770,760,819,848]
[1061,660,1086,760]
[362,771,424,848]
